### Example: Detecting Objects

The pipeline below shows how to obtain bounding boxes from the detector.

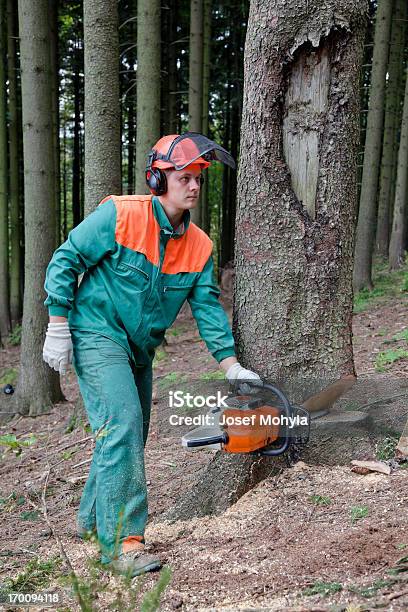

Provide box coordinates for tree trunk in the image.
[127,89,136,194]
[83,0,121,215]
[189,0,203,225]
[388,62,408,269]
[376,0,406,257]
[168,0,367,520]
[168,0,178,135]
[389,9,407,227]
[72,39,81,226]
[220,57,231,268]
[6,0,21,327]
[0,0,10,338]
[49,0,60,247]
[16,0,63,416]
[62,121,67,239]
[353,0,393,290]
[127,0,136,195]
[200,0,211,233]
[134,0,161,195]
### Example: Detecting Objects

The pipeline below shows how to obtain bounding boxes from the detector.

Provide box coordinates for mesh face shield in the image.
[153,132,236,170]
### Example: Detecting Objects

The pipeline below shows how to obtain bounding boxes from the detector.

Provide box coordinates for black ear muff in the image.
[145,166,168,196]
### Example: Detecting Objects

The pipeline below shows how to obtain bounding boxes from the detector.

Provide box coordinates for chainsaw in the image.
[181,376,356,463]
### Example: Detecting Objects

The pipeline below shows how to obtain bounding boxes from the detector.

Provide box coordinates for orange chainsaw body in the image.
[221,405,281,453]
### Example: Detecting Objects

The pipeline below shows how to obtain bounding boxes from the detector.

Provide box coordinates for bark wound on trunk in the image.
[283,43,330,219]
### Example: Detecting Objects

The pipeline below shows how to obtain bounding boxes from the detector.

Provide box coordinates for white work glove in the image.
[225,362,261,384]
[42,322,73,374]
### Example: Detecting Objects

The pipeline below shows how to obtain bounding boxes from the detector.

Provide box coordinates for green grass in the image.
[0,367,18,386]
[376,328,389,336]
[387,554,408,576]
[64,411,86,434]
[0,433,37,456]
[2,557,62,593]
[140,566,172,612]
[0,492,26,512]
[348,578,394,598]
[167,326,185,337]
[153,349,167,363]
[375,348,408,372]
[376,434,399,461]
[350,505,369,524]
[157,371,188,390]
[353,260,408,314]
[199,370,225,381]
[61,448,78,460]
[392,328,408,342]
[20,510,40,521]
[302,581,342,597]
[56,552,172,611]
[7,323,22,346]
[309,494,332,506]
[342,401,361,412]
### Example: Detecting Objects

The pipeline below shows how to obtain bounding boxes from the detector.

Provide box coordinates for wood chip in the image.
[351,460,391,475]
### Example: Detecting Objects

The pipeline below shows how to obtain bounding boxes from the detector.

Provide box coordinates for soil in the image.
[0,291,407,611]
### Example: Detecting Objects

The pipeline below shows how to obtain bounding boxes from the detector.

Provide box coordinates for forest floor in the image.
[0,262,408,611]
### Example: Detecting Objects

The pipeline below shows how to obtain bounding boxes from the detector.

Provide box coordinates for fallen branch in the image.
[359,392,408,412]
[71,458,92,469]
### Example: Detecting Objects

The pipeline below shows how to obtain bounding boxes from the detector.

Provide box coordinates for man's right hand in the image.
[43,321,73,374]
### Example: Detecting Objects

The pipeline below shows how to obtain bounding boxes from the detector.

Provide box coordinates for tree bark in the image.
[353,0,393,290]
[220,53,231,268]
[189,0,203,225]
[388,62,408,269]
[62,121,67,239]
[168,0,367,520]
[200,0,211,233]
[168,0,178,135]
[49,0,60,247]
[0,0,10,338]
[16,0,63,415]
[126,0,136,195]
[83,0,121,215]
[134,0,161,195]
[72,37,81,226]
[7,0,21,327]
[376,0,406,258]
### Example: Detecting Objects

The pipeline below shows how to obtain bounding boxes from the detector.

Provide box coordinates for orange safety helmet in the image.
[150,134,211,170]
[145,132,236,195]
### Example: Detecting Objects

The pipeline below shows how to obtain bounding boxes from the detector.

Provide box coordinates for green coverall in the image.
[44,194,236,562]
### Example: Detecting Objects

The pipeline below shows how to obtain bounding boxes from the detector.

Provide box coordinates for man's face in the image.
[161,165,203,211]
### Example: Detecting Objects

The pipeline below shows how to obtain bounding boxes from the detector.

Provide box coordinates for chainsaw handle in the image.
[236,379,294,457]
[185,432,228,448]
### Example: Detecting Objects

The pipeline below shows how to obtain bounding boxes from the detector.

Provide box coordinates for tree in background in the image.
[167,0,367,518]
[7,0,22,327]
[0,0,10,338]
[134,0,161,194]
[59,2,84,233]
[49,0,60,246]
[189,0,203,224]
[353,0,393,290]
[16,0,62,415]
[389,61,408,269]
[376,0,407,257]
[83,0,121,214]
[200,0,211,232]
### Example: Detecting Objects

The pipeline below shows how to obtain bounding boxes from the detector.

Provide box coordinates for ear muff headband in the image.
[146,166,168,196]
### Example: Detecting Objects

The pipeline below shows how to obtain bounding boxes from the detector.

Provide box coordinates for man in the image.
[43,132,259,576]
